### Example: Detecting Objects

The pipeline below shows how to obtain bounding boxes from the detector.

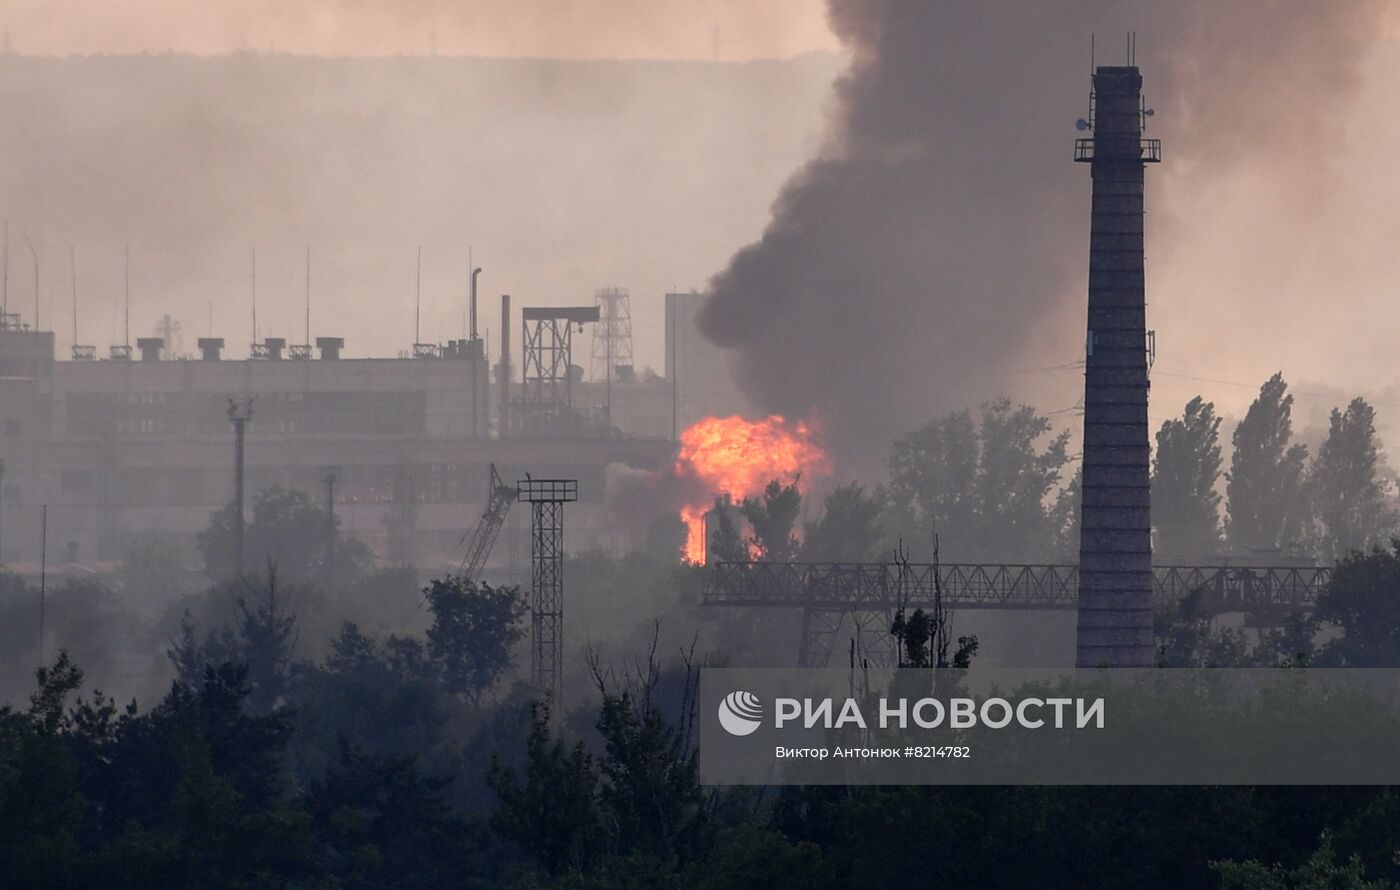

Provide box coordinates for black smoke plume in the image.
[698,0,1385,472]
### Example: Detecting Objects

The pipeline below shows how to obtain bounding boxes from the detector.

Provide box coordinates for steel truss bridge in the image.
[701,561,1331,667]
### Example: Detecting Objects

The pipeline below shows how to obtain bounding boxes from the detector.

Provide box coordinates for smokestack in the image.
[469,266,482,341]
[136,337,163,362]
[1074,63,1159,668]
[198,337,224,361]
[499,294,511,436]
[316,336,344,360]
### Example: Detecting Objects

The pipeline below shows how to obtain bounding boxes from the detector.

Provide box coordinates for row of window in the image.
[49,463,606,507]
[64,391,430,438]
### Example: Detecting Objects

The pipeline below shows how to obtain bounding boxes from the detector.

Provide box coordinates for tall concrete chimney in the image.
[1074,65,1160,668]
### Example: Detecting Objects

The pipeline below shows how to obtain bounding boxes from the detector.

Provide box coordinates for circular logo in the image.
[718,690,763,736]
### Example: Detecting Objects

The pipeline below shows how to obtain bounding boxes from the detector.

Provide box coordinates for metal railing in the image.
[1074,137,1161,163]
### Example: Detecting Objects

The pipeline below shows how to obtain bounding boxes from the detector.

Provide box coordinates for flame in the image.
[674,414,830,562]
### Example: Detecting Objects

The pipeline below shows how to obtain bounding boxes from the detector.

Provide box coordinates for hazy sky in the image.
[0,0,839,60]
[6,0,1400,463]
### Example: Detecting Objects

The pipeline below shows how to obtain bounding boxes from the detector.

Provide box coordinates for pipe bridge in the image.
[700,562,1331,667]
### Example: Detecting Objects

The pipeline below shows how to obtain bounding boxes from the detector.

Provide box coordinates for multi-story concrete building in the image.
[0,313,675,577]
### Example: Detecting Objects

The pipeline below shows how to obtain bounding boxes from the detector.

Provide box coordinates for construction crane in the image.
[460,464,518,583]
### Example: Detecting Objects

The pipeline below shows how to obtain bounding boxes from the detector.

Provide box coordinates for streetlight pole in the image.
[227,398,253,576]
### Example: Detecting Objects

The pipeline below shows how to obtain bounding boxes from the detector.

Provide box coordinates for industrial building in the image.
[0,291,687,577]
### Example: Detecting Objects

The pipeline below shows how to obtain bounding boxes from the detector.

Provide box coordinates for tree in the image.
[975,398,1072,559]
[1050,467,1082,560]
[705,497,748,563]
[640,512,689,565]
[1312,543,1400,666]
[165,569,300,712]
[118,536,195,608]
[888,399,1070,561]
[740,478,802,562]
[1226,373,1309,553]
[198,484,375,585]
[801,483,888,562]
[287,623,450,785]
[1152,396,1224,558]
[889,540,977,669]
[1310,398,1396,561]
[234,568,300,711]
[1213,832,1392,889]
[888,407,979,556]
[307,740,479,888]
[488,704,602,876]
[423,577,527,704]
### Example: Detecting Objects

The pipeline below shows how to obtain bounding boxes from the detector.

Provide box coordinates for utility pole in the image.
[670,305,678,441]
[322,466,338,584]
[37,504,46,668]
[227,398,253,576]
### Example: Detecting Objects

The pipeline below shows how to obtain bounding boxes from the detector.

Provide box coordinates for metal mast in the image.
[519,477,578,703]
[590,287,634,418]
[227,398,254,576]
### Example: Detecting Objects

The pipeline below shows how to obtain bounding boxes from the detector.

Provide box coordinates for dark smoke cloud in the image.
[698,0,1386,473]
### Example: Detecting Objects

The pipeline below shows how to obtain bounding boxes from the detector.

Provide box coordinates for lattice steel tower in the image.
[590,287,634,385]
[519,477,578,702]
[1073,62,1160,667]
[517,306,599,436]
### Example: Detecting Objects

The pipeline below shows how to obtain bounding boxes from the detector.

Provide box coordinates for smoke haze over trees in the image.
[1227,373,1310,553]
[1152,396,1224,559]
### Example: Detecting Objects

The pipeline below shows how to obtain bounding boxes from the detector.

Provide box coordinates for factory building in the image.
[0,303,677,577]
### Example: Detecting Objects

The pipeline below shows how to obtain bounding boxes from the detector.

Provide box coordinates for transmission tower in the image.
[519,477,577,704]
[590,287,634,387]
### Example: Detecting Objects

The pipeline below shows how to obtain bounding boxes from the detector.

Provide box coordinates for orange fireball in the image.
[675,414,831,562]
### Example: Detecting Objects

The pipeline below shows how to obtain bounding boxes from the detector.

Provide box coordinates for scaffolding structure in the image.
[519,477,578,702]
[516,306,599,436]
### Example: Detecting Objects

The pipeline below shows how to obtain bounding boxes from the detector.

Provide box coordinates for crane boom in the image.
[460,463,518,583]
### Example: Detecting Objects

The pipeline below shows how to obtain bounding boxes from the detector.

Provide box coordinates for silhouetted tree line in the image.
[5,388,1400,886]
[707,374,1398,569]
[7,573,1400,888]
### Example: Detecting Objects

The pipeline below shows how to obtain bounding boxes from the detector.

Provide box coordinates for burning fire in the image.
[675,414,831,562]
